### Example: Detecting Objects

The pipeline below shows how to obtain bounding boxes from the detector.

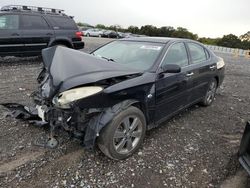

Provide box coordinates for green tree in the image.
[108,24,123,32]
[158,26,175,37]
[198,37,220,45]
[140,25,158,36]
[127,26,140,34]
[241,40,250,50]
[171,27,198,40]
[217,34,241,48]
[76,22,84,27]
[95,24,106,29]
[240,31,250,41]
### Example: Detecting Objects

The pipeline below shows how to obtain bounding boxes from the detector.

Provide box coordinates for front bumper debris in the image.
[1,100,137,150]
[239,121,250,175]
[2,103,41,121]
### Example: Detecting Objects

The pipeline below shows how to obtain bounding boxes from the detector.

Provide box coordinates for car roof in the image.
[120,37,195,44]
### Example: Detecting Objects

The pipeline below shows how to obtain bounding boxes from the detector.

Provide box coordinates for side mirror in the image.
[162,64,181,73]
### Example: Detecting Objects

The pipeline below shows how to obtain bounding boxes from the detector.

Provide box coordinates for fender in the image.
[83,99,139,149]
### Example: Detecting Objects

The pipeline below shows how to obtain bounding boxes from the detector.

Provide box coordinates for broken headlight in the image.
[53,86,103,108]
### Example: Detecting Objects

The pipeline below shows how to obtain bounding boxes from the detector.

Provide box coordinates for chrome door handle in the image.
[210,65,216,69]
[186,72,194,77]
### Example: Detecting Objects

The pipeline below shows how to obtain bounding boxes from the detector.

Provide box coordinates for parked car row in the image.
[82,28,144,39]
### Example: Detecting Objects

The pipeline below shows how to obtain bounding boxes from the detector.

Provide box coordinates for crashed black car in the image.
[3,37,225,160]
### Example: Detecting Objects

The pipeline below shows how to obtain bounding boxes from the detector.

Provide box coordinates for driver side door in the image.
[155,42,193,123]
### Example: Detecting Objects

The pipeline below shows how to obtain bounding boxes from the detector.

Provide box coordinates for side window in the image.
[20,15,49,30]
[50,16,77,29]
[0,15,19,29]
[187,43,207,64]
[162,42,189,67]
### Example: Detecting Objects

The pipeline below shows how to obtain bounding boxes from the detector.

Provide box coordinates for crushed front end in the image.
[2,46,143,149]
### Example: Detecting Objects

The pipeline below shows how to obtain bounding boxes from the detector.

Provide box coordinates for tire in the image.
[97,106,146,160]
[200,78,218,106]
[86,33,90,37]
[55,44,67,47]
[51,43,68,48]
[98,34,102,38]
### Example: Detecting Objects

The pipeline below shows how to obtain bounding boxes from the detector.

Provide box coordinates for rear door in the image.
[185,42,216,102]
[0,14,22,56]
[155,42,193,122]
[19,14,53,55]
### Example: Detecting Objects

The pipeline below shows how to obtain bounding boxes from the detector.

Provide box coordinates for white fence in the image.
[205,45,250,58]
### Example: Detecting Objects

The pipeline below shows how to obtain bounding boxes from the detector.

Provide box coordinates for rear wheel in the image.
[55,44,67,48]
[97,106,146,160]
[51,43,68,48]
[201,78,218,106]
[86,33,90,37]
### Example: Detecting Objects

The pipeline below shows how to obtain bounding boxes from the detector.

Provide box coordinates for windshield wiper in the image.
[92,53,116,62]
[100,56,116,62]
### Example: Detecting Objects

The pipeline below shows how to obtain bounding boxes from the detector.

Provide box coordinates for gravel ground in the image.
[0,37,250,188]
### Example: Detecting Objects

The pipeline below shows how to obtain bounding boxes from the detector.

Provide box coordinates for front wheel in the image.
[201,78,218,106]
[97,106,146,160]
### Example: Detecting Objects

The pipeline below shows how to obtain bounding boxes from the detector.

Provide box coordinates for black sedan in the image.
[3,37,225,160]
[102,30,119,38]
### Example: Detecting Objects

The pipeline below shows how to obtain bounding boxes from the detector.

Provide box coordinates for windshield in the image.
[92,41,164,71]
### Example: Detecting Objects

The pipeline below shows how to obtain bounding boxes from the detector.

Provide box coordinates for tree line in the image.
[77,22,250,50]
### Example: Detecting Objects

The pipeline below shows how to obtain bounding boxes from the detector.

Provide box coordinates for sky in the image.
[0,0,249,38]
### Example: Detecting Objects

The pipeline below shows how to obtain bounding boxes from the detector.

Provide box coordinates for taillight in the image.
[216,57,225,69]
[75,31,83,38]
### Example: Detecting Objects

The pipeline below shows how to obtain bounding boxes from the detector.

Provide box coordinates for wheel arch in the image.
[214,76,219,87]
[49,39,73,48]
[83,99,146,149]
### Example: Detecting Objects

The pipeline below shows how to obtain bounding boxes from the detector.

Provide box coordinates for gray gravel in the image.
[0,37,250,188]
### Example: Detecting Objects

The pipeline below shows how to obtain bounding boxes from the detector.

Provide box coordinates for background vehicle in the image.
[84,28,104,37]
[4,37,225,160]
[102,30,119,38]
[0,5,84,57]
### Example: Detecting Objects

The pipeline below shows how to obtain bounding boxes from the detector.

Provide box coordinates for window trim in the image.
[204,48,211,59]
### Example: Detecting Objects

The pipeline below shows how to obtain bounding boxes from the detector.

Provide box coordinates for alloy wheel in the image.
[206,80,217,104]
[113,115,143,154]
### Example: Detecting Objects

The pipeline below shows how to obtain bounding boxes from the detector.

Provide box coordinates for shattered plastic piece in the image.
[1,103,40,121]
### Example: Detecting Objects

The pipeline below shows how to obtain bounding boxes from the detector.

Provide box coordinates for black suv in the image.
[0,5,84,57]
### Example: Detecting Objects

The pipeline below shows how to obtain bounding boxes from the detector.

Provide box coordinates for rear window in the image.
[49,16,77,30]
[187,43,207,64]
[20,15,49,30]
[0,15,19,29]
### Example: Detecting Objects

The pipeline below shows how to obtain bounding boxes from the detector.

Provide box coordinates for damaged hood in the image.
[42,46,142,92]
